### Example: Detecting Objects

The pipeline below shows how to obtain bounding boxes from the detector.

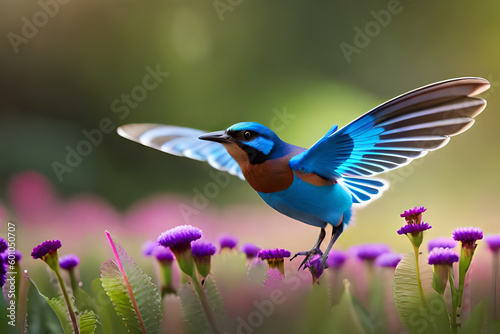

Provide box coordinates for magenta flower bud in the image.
[154,246,175,263]
[14,250,22,263]
[257,248,291,275]
[0,238,7,253]
[397,222,432,236]
[485,235,500,253]
[0,254,7,287]
[452,226,483,257]
[241,243,261,259]
[191,241,217,278]
[31,239,62,268]
[305,254,324,284]
[142,241,157,257]
[219,235,238,251]
[59,254,80,271]
[157,225,202,251]
[428,247,458,295]
[376,253,403,268]
[31,239,62,259]
[157,225,202,276]
[427,237,457,253]
[397,206,431,248]
[428,248,459,265]
[354,243,391,261]
[400,206,427,224]
[326,249,348,269]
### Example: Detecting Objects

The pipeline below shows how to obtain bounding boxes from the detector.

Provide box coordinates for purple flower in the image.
[427,237,458,253]
[400,206,427,224]
[397,222,432,235]
[326,249,348,269]
[452,227,483,248]
[428,247,459,265]
[0,238,7,253]
[376,253,404,268]
[258,248,291,275]
[241,243,261,259]
[191,241,216,278]
[305,254,324,284]
[59,254,80,270]
[258,248,291,260]
[485,235,500,252]
[0,254,7,287]
[157,225,202,251]
[191,241,217,257]
[154,246,174,263]
[353,243,391,261]
[219,235,238,251]
[31,240,62,259]
[14,250,22,263]
[429,247,458,295]
[142,241,157,257]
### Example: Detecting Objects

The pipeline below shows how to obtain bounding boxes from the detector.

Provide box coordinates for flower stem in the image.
[191,276,220,334]
[54,266,80,334]
[492,252,499,320]
[413,244,427,308]
[449,270,458,334]
[68,269,79,297]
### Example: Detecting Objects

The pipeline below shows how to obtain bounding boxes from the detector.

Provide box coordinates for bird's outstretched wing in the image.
[289,77,490,181]
[117,124,245,180]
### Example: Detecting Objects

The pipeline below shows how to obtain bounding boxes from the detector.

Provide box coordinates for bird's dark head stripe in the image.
[236,142,272,165]
[225,122,284,165]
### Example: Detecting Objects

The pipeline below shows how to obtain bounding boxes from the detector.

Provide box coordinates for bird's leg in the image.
[290,227,326,270]
[320,220,344,269]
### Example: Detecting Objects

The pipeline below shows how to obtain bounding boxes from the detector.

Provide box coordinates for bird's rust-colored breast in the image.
[241,154,295,193]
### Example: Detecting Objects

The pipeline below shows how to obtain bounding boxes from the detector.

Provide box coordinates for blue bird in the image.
[118,78,489,268]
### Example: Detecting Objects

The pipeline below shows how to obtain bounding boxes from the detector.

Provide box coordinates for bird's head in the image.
[199,122,283,165]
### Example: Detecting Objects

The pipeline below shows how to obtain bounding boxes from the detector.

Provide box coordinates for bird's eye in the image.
[243,131,252,140]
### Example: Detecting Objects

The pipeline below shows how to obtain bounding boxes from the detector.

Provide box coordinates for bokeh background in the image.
[0,0,499,277]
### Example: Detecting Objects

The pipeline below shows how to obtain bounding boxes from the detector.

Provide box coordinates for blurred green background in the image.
[1,0,499,248]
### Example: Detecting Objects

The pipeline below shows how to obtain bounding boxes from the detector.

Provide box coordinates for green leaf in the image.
[100,233,162,334]
[204,276,229,328]
[0,286,16,334]
[178,281,211,334]
[79,310,98,334]
[73,283,98,314]
[178,276,228,334]
[393,252,450,334]
[331,279,368,334]
[45,295,74,334]
[462,300,487,334]
[91,278,128,334]
[301,279,338,334]
[26,278,66,334]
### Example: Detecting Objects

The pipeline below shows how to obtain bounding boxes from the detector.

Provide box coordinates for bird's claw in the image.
[291,248,323,270]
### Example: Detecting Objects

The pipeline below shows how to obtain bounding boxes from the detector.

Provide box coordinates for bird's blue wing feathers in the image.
[290,78,489,188]
[117,124,245,180]
[338,177,389,207]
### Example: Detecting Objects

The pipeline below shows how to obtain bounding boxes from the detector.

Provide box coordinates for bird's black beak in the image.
[199,130,233,143]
